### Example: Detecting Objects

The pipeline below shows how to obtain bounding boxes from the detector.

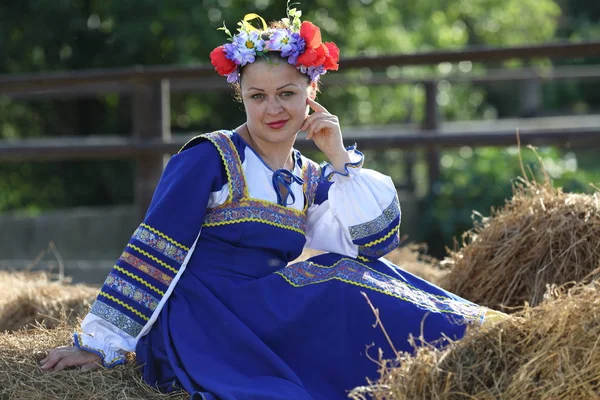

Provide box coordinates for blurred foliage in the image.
[2,0,600,255]
[420,146,600,257]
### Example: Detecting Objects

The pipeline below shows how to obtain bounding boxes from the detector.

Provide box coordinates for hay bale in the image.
[383,244,449,286]
[349,281,600,400]
[440,176,600,310]
[0,326,188,400]
[0,284,98,332]
[0,271,98,332]
[0,271,54,308]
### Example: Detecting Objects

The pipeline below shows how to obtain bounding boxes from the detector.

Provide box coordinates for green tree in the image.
[0,0,565,216]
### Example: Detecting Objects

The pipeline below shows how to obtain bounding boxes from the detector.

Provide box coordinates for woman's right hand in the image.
[40,346,103,372]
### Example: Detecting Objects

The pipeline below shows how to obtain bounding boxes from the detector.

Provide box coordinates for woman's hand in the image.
[40,346,103,372]
[301,99,350,170]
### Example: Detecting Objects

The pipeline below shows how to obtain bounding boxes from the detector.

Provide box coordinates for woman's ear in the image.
[308,81,318,100]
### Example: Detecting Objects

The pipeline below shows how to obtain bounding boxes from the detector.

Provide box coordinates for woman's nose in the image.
[266,98,284,115]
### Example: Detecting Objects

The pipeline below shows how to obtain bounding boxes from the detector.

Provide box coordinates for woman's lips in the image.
[266,120,288,129]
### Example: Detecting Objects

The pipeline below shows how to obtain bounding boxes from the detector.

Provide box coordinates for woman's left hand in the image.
[301,99,347,160]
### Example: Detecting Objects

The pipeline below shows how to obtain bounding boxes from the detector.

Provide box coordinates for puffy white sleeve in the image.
[305,146,401,261]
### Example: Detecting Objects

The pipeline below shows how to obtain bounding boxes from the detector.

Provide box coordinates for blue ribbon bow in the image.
[272,169,305,206]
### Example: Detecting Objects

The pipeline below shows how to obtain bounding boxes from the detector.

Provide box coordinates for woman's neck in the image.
[236,124,295,171]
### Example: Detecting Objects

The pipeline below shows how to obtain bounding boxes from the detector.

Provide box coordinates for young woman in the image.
[40,8,500,400]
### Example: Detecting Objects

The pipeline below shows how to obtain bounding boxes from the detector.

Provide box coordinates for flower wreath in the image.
[209,5,340,83]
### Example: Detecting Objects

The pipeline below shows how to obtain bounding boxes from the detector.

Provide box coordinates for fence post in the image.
[422,80,440,194]
[520,77,542,117]
[402,102,416,192]
[133,79,171,221]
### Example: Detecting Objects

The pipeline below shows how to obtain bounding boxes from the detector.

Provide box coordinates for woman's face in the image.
[240,60,313,145]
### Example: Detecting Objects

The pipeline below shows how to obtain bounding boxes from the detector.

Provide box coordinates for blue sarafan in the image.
[74,130,495,399]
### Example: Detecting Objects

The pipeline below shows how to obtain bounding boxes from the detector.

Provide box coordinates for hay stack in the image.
[0,271,98,332]
[440,176,600,310]
[0,326,188,400]
[0,271,53,307]
[349,281,600,400]
[383,244,448,285]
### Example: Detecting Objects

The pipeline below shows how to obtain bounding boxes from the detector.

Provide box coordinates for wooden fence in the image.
[2,40,600,218]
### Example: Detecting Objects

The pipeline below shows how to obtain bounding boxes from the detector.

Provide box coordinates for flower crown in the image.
[209,6,340,84]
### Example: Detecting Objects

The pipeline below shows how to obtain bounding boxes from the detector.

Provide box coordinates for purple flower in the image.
[223,40,255,66]
[226,70,240,84]
[223,30,267,67]
[299,65,326,81]
[267,29,290,51]
[248,31,265,52]
[283,33,305,65]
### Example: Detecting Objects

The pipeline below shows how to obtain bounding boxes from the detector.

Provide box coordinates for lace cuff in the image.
[73,332,127,368]
[320,146,364,182]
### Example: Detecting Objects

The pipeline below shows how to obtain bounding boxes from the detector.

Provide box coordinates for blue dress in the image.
[75,130,488,400]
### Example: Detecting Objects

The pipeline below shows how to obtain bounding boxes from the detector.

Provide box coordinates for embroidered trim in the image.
[320,145,364,181]
[73,332,125,368]
[358,234,400,259]
[250,198,305,216]
[132,227,187,264]
[113,265,165,296]
[287,258,463,302]
[104,273,160,311]
[349,196,400,242]
[203,131,247,202]
[204,198,307,234]
[126,244,178,275]
[276,258,485,321]
[98,292,150,321]
[120,251,173,287]
[90,301,144,337]
[139,223,189,251]
[362,222,400,248]
[204,216,305,234]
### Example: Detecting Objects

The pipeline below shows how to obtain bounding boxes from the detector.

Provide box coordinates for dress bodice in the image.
[190,131,321,279]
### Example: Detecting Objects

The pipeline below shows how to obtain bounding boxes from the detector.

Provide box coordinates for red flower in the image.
[297,21,340,71]
[323,42,339,71]
[210,46,236,76]
[297,21,325,68]
[300,21,322,49]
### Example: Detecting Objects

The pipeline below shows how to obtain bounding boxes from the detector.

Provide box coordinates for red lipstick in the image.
[266,120,288,129]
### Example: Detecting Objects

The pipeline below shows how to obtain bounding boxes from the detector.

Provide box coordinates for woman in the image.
[40,8,498,400]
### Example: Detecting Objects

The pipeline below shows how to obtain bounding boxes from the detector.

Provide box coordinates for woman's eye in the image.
[280,91,294,97]
[251,93,264,99]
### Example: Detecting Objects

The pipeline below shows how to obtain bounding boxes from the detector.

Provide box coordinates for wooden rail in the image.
[2,40,599,94]
[2,125,598,162]
[2,40,600,217]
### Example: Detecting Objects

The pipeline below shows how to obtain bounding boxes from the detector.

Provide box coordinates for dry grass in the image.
[383,243,449,285]
[0,271,53,308]
[0,271,97,332]
[0,325,188,400]
[349,280,600,400]
[440,165,600,311]
[0,272,187,399]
